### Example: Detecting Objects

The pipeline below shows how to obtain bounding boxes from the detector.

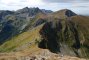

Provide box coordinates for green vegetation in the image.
[0,24,44,52]
[39,17,89,58]
[0,8,89,59]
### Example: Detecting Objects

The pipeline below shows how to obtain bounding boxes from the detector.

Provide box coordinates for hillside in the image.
[0,8,89,60]
[0,7,52,44]
[0,48,86,60]
[0,24,44,52]
[48,9,76,19]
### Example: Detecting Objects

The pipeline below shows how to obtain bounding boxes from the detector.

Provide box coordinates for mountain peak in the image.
[23,7,29,10]
[15,7,42,17]
[51,9,77,19]
[17,7,29,13]
[58,9,77,17]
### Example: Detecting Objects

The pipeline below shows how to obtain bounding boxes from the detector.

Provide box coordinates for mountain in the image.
[41,9,53,14]
[0,7,52,44]
[50,9,77,19]
[0,8,89,59]
[16,7,52,17]
[0,10,14,20]
[56,9,76,17]
[39,16,89,58]
[15,7,42,17]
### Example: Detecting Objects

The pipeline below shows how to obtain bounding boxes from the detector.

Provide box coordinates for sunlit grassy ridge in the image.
[0,9,89,59]
[0,24,44,52]
[37,15,89,58]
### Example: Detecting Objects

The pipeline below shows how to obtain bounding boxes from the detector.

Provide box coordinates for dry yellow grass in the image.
[0,46,87,60]
[0,24,44,52]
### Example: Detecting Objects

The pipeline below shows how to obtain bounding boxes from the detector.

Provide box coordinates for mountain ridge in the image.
[0,7,89,59]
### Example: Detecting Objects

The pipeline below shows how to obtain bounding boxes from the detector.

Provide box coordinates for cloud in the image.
[0,0,44,10]
[42,0,89,3]
[41,0,89,15]
[41,0,89,9]
[0,0,89,15]
[42,0,89,10]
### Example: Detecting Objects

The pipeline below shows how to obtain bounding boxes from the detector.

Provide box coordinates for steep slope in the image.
[0,24,44,52]
[0,10,14,20]
[39,15,89,58]
[0,7,52,44]
[15,7,42,17]
[0,8,89,59]
[49,9,76,19]
[0,49,86,60]
[16,7,52,17]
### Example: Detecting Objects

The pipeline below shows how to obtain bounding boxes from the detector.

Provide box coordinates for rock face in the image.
[16,7,42,17]
[0,10,14,20]
[0,20,15,43]
[0,7,52,44]
[41,9,53,14]
[65,9,77,17]
[57,9,77,17]
[16,7,52,17]
[39,17,89,58]
[0,49,86,60]
[51,9,77,19]
[0,8,89,59]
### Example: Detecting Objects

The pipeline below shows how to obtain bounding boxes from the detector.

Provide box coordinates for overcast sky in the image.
[0,0,89,15]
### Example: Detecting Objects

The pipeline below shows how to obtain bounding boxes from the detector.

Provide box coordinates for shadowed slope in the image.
[39,15,89,58]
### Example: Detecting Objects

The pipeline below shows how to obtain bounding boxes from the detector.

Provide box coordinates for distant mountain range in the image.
[0,7,89,59]
[0,7,52,43]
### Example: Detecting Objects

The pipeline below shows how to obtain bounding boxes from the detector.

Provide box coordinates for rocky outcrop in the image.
[51,9,77,19]
[0,8,89,59]
[0,49,86,60]
[0,7,52,44]
[39,18,89,58]
[0,10,14,20]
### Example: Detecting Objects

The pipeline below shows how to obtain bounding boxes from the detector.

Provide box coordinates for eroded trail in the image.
[0,47,87,60]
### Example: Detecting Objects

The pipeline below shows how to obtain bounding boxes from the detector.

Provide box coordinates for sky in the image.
[0,0,89,15]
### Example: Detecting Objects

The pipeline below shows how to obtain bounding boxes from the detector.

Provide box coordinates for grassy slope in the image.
[0,11,89,58]
[0,24,44,52]
[37,15,89,58]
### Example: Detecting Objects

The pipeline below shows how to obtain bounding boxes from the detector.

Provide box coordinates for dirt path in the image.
[0,47,87,60]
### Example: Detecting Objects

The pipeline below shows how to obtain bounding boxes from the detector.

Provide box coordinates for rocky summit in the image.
[0,7,89,60]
